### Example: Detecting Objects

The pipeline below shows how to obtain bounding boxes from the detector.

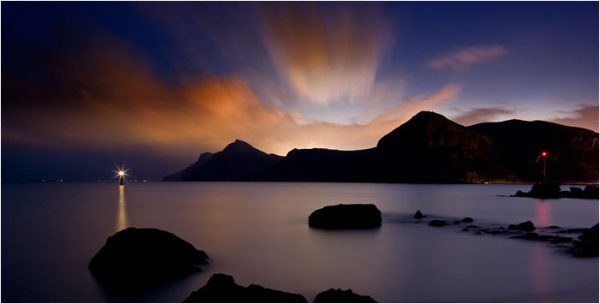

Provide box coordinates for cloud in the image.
[429,45,507,71]
[2,29,460,157]
[452,107,514,126]
[550,105,599,132]
[258,3,392,105]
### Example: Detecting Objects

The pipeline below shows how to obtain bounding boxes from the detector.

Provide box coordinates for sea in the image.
[1,182,598,302]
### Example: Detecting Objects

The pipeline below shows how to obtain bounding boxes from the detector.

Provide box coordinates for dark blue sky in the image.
[2,2,598,181]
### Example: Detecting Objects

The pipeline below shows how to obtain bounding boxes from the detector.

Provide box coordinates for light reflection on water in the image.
[1,182,598,302]
[534,200,552,227]
[116,185,128,231]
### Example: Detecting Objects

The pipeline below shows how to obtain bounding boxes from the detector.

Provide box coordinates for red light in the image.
[541,151,548,157]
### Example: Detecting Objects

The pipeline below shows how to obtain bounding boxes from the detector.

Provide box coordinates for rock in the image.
[308,204,382,229]
[89,227,208,286]
[557,228,588,234]
[571,224,599,257]
[460,217,474,223]
[514,183,597,199]
[454,217,474,224]
[480,227,508,235]
[508,221,535,231]
[511,232,572,243]
[184,273,307,302]
[578,223,599,242]
[314,288,376,303]
[428,220,448,227]
[414,210,425,219]
[461,225,480,232]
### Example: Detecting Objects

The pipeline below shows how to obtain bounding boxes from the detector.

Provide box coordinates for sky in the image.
[2,2,598,181]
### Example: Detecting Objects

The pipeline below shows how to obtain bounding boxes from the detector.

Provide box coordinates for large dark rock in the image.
[89,228,208,286]
[308,204,382,229]
[508,221,535,231]
[184,273,307,303]
[314,288,376,303]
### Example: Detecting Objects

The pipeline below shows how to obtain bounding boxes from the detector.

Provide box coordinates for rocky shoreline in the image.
[514,183,598,199]
[89,203,597,302]
[409,209,599,258]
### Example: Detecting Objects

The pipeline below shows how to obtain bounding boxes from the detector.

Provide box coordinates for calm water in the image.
[2,182,598,302]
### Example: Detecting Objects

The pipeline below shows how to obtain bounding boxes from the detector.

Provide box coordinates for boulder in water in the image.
[89,227,208,287]
[308,204,382,229]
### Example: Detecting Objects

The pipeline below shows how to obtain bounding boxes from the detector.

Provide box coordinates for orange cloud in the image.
[452,107,514,126]
[258,4,392,105]
[550,105,599,132]
[429,45,507,71]
[3,25,461,159]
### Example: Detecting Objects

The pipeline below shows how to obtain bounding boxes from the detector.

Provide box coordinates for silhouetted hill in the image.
[164,112,599,183]
[375,111,511,182]
[268,148,376,182]
[163,140,283,181]
[469,120,599,182]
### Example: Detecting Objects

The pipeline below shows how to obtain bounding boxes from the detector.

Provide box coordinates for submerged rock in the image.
[414,210,425,219]
[508,221,535,231]
[571,223,599,257]
[428,220,448,227]
[308,204,382,229]
[89,227,208,287]
[184,273,307,302]
[461,225,481,232]
[314,288,377,303]
[511,232,572,243]
[460,217,474,223]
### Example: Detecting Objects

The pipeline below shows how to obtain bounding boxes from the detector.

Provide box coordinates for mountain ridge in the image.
[163,112,599,183]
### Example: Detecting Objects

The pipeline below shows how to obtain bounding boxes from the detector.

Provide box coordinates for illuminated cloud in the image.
[258,4,392,105]
[452,107,514,126]
[2,29,460,157]
[429,45,507,71]
[550,105,599,132]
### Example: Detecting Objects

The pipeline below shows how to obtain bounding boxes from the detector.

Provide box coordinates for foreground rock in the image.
[89,228,208,287]
[309,204,382,229]
[184,273,307,302]
[314,288,377,303]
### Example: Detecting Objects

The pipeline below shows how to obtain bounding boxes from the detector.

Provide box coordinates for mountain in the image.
[268,148,377,182]
[375,111,512,182]
[469,120,599,182]
[163,140,283,181]
[163,112,599,183]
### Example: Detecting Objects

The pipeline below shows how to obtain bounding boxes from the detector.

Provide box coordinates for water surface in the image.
[2,183,598,302]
